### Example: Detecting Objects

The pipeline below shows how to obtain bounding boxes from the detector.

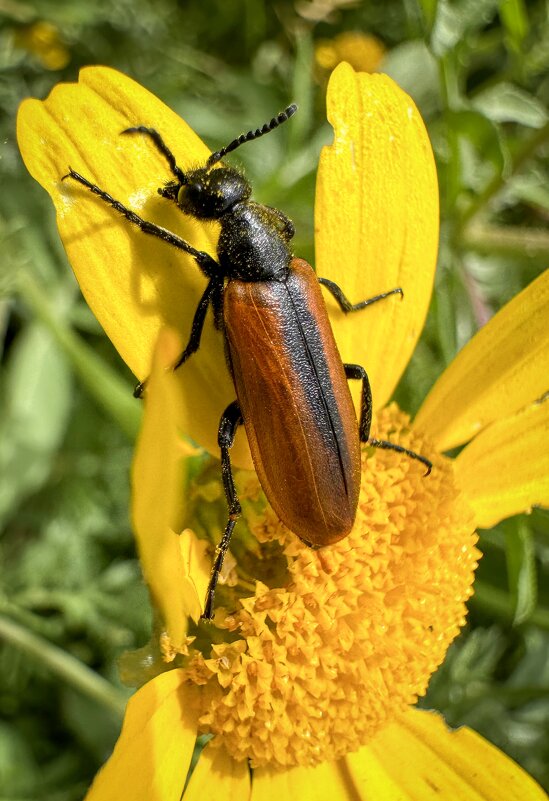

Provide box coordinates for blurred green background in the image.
[0,0,548,798]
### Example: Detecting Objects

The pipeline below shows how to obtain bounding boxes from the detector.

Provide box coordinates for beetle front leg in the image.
[134,277,222,398]
[319,278,403,312]
[203,400,243,621]
[344,363,432,475]
[62,169,220,278]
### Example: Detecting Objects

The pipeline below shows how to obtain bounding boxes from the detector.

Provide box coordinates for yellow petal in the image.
[85,670,198,801]
[184,743,250,800]
[315,62,438,411]
[132,328,206,635]
[454,399,549,528]
[179,528,212,622]
[252,759,355,800]
[415,270,549,452]
[17,65,251,465]
[345,708,547,801]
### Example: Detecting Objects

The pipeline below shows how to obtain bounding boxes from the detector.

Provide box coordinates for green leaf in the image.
[0,323,72,525]
[0,721,38,795]
[17,271,142,441]
[431,0,499,56]
[499,0,529,52]
[447,109,506,191]
[472,82,548,127]
[505,520,538,625]
[419,0,438,31]
[505,172,549,212]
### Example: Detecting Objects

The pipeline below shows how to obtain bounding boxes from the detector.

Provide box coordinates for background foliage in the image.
[0,1,548,798]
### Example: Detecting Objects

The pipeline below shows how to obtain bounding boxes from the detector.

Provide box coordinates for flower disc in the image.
[183,406,480,768]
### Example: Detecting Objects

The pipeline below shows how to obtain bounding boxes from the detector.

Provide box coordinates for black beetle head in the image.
[157,105,298,218]
[163,166,251,220]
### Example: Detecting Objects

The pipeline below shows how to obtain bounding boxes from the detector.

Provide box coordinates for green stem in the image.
[470,580,549,629]
[0,614,127,718]
[290,31,314,153]
[458,120,549,230]
[438,55,462,210]
[462,223,549,257]
[17,269,141,441]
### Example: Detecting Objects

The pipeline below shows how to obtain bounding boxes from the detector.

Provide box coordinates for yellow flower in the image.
[315,31,386,74]
[14,21,70,71]
[17,64,549,799]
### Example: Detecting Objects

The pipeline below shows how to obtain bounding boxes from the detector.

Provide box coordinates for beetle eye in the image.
[177,182,202,208]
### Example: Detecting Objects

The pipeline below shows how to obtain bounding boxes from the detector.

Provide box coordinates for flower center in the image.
[184,405,479,768]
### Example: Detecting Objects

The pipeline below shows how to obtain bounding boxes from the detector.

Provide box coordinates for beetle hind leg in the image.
[344,363,372,442]
[203,400,243,621]
[344,363,432,476]
[368,438,432,476]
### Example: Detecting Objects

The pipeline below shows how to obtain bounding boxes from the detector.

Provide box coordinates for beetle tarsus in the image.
[369,438,432,475]
[133,379,147,399]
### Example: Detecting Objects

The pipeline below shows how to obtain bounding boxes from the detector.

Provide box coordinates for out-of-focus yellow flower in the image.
[14,21,70,70]
[316,31,385,74]
[17,64,549,800]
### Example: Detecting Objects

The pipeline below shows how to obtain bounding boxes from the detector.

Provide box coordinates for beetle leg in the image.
[134,277,222,398]
[211,280,225,330]
[62,169,220,278]
[202,400,243,621]
[319,278,403,312]
[344,363,432,476]
[263,206,295,241]
[344,363,372,442]
[172,277,223,370]
[368,438,432,476]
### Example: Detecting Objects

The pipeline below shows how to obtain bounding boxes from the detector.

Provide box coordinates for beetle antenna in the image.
[206,104,298,168]
[121,126,187,184]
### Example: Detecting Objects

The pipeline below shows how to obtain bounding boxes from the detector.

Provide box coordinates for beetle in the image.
[63,104,431,620]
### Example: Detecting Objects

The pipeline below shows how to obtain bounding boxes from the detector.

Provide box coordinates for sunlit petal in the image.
[415,270,549,452]
[315,62,438,411]
[454,398,549,528]
[345,708,547,800]
[85,670,198,801]
[252,759,355,800]
[132,328,208,634]
[17,65,250,464]
[179,527,212,621]
[184,743,250,800]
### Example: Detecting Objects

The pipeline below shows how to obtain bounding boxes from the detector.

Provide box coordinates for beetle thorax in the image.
[218,202,292,281]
